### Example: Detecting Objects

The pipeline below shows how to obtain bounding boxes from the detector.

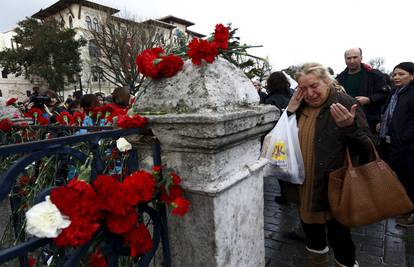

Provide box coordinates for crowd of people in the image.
[1,47,413,267]
[0,86,140,130]
[258,48,414,267]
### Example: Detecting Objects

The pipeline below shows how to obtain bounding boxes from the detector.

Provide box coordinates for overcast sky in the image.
[1,0,413,74]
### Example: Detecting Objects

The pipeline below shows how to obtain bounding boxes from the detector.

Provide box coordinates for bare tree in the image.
[88,14,168,95]
[283,65,301,80]
[368,57,386,73]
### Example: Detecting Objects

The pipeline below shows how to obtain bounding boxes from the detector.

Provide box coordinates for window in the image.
[69,16,73,28]
[92,72,98,82]
[91,66,102,82]
[88,39,101,58]
[93,18,99,31]
[155,32,165,45]
[1,69,8,79]
[85,16,92,30]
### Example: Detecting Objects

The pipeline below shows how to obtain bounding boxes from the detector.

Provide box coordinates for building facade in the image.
[0,0,204,99]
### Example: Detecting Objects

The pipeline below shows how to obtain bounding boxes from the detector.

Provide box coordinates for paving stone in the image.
[383,235,406,266]
[263,175,412,267]
[352,236,384,248]
[359,244,384,257]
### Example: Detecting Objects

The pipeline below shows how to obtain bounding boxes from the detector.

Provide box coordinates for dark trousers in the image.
[301,220,355,267]
[379,141,414,211]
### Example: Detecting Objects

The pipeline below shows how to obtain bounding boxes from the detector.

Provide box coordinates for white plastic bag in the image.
[261,110,305,184]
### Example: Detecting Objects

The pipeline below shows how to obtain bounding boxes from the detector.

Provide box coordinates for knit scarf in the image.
[379,86,406,139]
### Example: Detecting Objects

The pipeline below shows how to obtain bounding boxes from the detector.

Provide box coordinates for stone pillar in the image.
[135,58,277,266]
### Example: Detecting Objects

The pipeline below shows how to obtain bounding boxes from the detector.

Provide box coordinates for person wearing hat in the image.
[379,61,414,227]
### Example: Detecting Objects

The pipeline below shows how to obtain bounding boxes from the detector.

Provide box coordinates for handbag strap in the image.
[345,139,381,176]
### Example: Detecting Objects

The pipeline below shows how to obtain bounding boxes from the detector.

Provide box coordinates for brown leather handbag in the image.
[328,142,414,228]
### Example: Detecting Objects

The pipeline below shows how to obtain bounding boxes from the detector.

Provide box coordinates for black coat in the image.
[261,89,293,112]
[385,82,414,175]
[290,89,371,211]
[336,64,388,126]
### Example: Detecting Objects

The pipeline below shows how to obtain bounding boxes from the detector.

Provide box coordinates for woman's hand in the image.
[330,103,357,128]
[375,123,381,133]
[287,88,304,113]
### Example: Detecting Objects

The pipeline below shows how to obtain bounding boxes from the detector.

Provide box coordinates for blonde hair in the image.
[295,63,346,94]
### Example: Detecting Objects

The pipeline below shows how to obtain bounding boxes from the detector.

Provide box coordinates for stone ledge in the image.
[181,158,268,196]
[147,106,279,152]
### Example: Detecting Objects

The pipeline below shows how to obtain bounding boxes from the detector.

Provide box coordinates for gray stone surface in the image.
[133,57,277,266]
[135,57,260,113]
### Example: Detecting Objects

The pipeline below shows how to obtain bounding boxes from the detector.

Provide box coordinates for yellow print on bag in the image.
[271,141,286,161]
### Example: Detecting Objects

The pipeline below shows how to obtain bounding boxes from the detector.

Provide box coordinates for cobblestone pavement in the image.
[264,175,414,267]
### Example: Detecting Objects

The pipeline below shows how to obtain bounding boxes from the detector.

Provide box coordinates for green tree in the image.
[0,18,85,94]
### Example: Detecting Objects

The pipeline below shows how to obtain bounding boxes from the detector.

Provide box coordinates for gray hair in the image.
[295,63,346,94]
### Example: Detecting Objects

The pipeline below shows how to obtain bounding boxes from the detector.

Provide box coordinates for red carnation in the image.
[93,175,129,216]
[123,170,157,205]
[159,54,184,77]
[187,38,219,65]
[123,223,153,256]
[214,24,229,50]
[28,256,37,267]
[136,47,164,79]
[50,179,102,222]
[160,184,183,204]
[171,172,181,185]
[152,165,162,173]
[106,208,137,234]
[89,249,108,267]
[0,118,13,132]
[25,108,43,119]
[117,114,147,129]
[73,112,85,125]
[171,197,190,216]
[54,219,99,247]
[37,116,49,125]
[6,98,18,106]
[18,175,34,187]
[56,111,74,125]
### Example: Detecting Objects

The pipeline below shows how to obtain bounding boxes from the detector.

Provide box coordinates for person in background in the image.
[261,71,294,205]
[261,71,294,111]
[67,100,81,114]
[79,94,99,114]
[80,94,99,121]
[336,48,388,134]
[94,92,105,105]
[378,62,414,227]
[111,86,130,109]
[287,63,371,267]
[253,80,267,102]
[66,94,73,102]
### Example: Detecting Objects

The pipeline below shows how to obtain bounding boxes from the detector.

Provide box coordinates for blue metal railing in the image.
[0,127,171,267]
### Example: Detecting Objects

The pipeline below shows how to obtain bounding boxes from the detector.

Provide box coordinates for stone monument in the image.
[134,57,277,266]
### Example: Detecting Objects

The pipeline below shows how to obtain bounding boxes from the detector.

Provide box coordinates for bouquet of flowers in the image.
[25,164,189,265]
[135,23,263,81]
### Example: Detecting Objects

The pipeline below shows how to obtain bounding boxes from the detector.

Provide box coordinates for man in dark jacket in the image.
[336,48,389,133]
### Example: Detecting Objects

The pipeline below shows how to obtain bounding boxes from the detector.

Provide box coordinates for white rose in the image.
[116,137,132,152]
[25,196,71,238]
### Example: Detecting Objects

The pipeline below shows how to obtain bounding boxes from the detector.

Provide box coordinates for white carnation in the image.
[25,196,71,238]
[116,137,132,152]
